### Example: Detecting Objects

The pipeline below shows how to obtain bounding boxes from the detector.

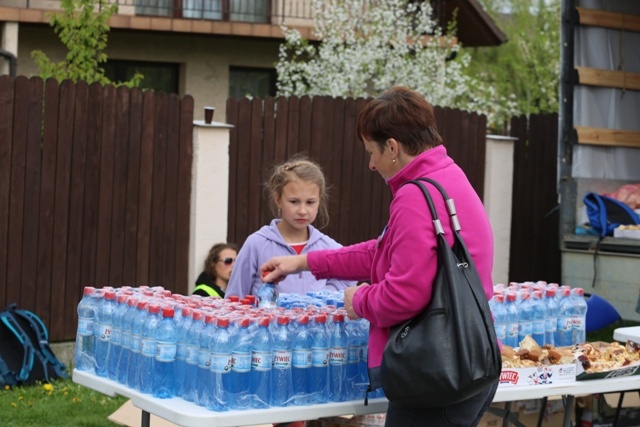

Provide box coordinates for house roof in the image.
[436,0,508,47]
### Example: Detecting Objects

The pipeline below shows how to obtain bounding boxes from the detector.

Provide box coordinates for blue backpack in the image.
[584,192,640,237]
[0,304,69,387]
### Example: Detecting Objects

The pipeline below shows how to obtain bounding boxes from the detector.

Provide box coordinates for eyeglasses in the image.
[218,257,235,265]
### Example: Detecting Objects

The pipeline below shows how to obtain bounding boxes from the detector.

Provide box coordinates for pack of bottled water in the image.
[74,285,377,409]
[490,281,588,349]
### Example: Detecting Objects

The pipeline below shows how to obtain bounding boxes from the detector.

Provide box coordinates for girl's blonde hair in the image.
[265,155,330,229]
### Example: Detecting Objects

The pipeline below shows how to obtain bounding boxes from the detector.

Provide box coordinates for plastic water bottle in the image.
[91,288,105,361]
[490,294,507,344]
[127,300,149,388]
[75,286,97,372]
[544,287,558,347]
[228,317,252,410]
[208,317,233,411]
[250,317,272,409]
[174,306,193,398]
[556,288,573,346]
[257,280,278,310]
[106,293,129,380]
[517,291,534,345]
[345,317,360,400]
[292,314,313,405]
[349,317,369,400]
[139,304,162,394]
[94,290,117,377]
[152,306,177,398]
[531,291,546,346]
[196,313,217,407]
[356,319,369,399]
[309,314,329,404]
[116,296,138,384]
[271,315,293,407]
[329,312,348,402]
[571,287,588,344]
[504,292,519,348]
[183,310,205,402]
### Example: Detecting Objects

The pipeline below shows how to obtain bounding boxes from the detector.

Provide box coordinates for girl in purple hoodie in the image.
[260,87,498,426]
[225,156,354,300]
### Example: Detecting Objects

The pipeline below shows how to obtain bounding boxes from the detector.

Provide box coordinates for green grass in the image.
[586,319,640,343]
[0,377,128,427]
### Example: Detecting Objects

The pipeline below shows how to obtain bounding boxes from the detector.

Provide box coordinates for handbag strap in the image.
[402,177,461,236]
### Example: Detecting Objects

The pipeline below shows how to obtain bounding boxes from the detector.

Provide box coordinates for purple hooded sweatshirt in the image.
[307,145,494,386]
[225,219,355,298]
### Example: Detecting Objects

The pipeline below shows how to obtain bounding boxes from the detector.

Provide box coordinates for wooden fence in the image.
[4,79,558,343]
[225,96,488,247]
[508,113,561,284]
[0,76,194,341]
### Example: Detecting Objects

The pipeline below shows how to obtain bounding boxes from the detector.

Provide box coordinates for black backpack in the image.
[0,304,69,387]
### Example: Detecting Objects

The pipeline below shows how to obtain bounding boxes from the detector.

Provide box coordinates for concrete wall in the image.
[562,251,640,322]
[15,24,280,120]
[484,135,517,286]
[189,120,232,294]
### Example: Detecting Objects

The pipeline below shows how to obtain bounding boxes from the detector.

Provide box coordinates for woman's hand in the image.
[260,254,309,283]
[344,283,368,319]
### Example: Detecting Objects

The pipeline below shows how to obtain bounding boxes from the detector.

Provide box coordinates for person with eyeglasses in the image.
[225,155,355,300]
[193,242,239,298]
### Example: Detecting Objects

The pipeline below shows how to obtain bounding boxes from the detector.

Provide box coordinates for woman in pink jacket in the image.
[261,86,498,426]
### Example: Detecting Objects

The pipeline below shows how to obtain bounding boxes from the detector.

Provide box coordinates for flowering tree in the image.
[465,0,560,124]
[276,0,519,129]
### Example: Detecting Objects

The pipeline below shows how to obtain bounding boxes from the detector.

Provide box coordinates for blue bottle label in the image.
[131,334,142,352]
[155,341,177,362]
[532,320,545,335]
[251,350,272,371]
[97,324,112,342]
[292,348,312,368]
[312,347,329,368]
[518,322,532,336]
[347,346,359,364]
[507,323,518,339]
[546,316,557,332]
[186,345,199,365]
[495,324,507,341]
[359,345,368,363]
[557,316,571,331]
[232,352,251,373]
[198,349,210,368]
[176,343,188,360]
[121,331,131,348]
[329,347,347,365]
[273,349,292,369]
[572,317,585,330]
[78,318,93,336]
[211,353,232,373]
[111,328,122,344]
[141,338,156,356]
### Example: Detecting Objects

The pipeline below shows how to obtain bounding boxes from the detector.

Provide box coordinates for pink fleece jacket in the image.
[307,145,494,371]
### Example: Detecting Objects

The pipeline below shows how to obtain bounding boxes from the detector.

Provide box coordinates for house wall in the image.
[562,251,640,322]
[15,24,280,120]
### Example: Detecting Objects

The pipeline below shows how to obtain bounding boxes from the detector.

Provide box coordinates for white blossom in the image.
[276,0,516,127]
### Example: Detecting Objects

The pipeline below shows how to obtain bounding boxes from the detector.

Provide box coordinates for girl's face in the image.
[275,179,320,238]
[214,248,237,286]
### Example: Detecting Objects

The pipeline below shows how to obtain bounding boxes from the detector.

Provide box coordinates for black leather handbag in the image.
[380,177,501,409]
